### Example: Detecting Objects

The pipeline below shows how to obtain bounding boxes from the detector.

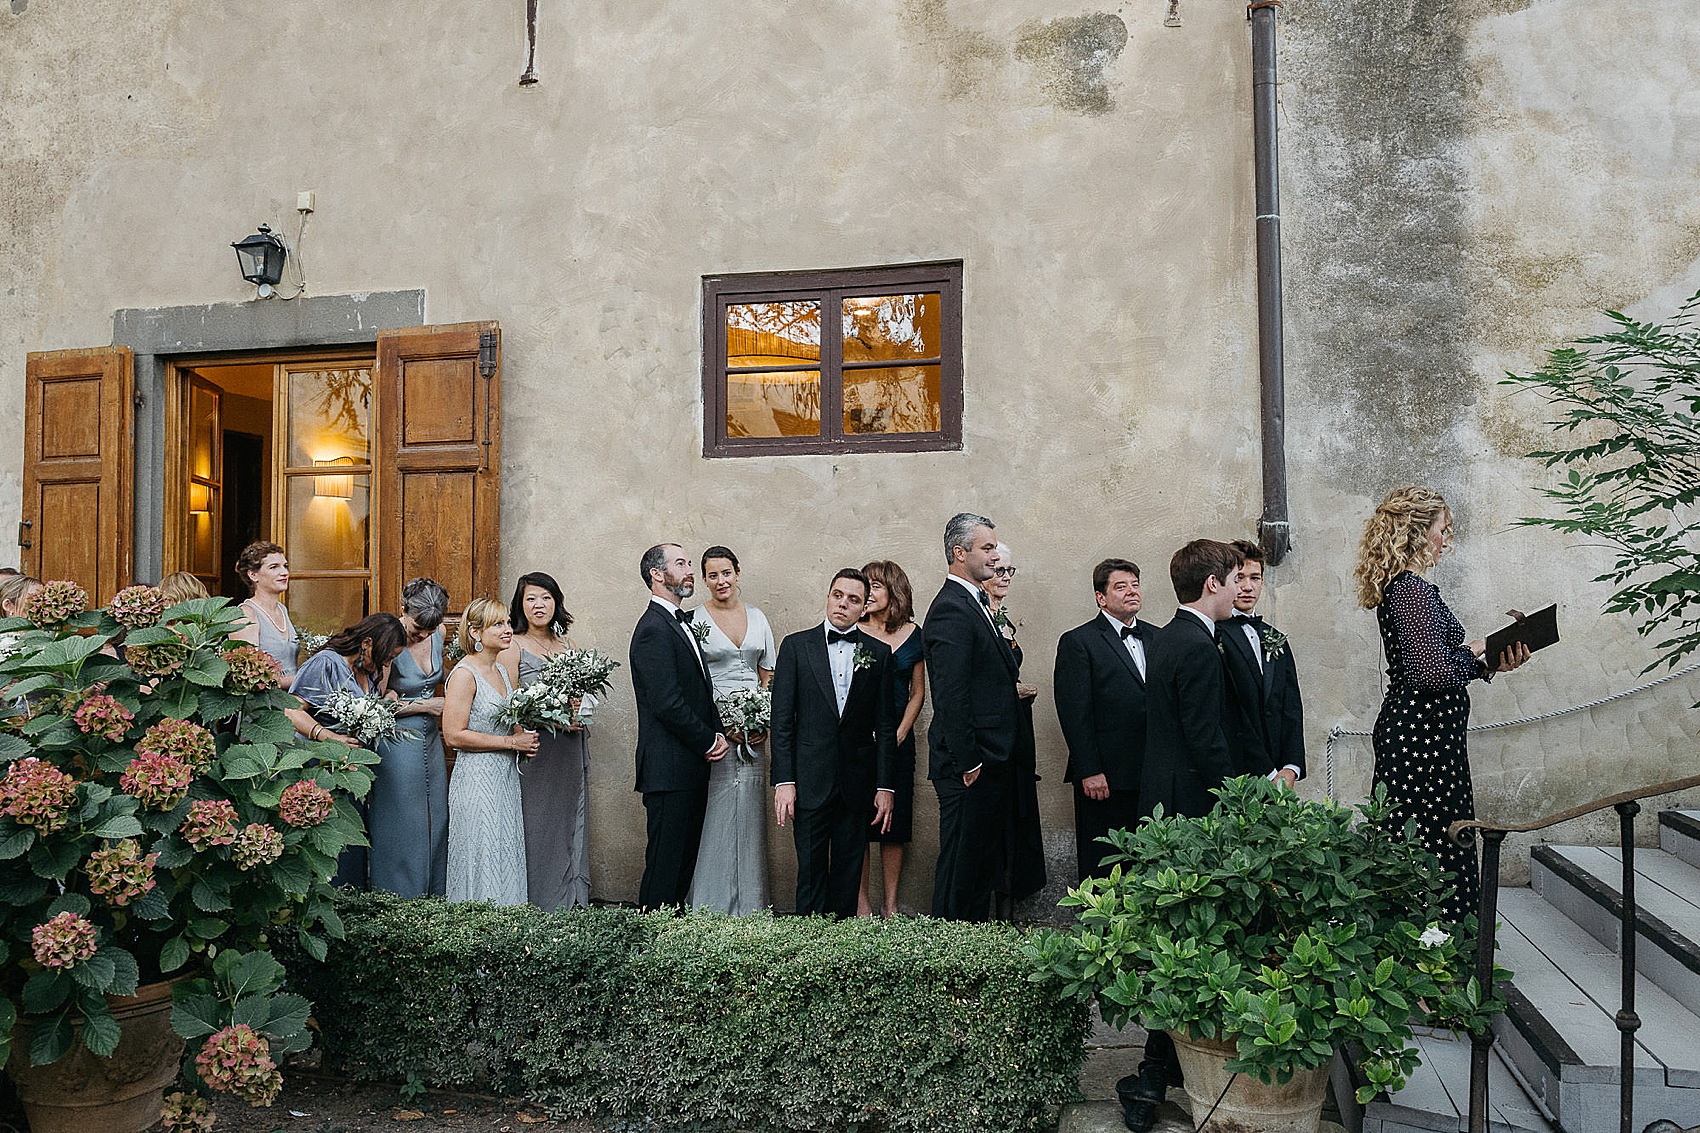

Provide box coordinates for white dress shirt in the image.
[1099,610,1146,680]
[824,621,856,715]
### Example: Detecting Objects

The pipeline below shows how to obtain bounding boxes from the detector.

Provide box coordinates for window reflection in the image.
[727,372,821,437]
[842,293,942,434]
[844,366,942,435]
[842,293,941,362]
[287,367,371,467]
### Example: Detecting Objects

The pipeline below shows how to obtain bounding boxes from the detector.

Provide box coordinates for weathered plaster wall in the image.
[5,0,1697,906]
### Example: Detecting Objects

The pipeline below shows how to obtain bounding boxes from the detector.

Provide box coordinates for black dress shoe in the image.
[1120,1097,1158,1133]
[1117,1066,1165,1133]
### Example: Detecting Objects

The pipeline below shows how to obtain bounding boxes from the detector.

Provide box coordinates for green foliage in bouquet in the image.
[1025,776,1508,1103]
[0,584,374,1113]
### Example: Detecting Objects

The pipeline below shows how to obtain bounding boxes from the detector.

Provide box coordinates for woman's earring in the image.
[473,640,484,653]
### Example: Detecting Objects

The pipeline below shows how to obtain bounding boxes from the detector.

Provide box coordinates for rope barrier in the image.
[1323,660,1700,801]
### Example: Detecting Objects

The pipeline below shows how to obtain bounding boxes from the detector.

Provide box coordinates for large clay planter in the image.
[1169,1030,1331,1133]
[7,980,184,1133]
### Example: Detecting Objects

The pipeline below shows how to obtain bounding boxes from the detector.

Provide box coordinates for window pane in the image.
[285,473,370,571]
[287,366,371,467]
[843,365,942,435]
[190,385,219,480]
[843,293,942,362]
[727,301,820,367]
[287,577,368,642]
[188,488,220,577]
[727,371,821,438]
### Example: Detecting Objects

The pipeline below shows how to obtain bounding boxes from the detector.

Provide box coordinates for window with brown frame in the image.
[702,261,963,457]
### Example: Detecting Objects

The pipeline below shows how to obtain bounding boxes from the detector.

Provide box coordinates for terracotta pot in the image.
[7,979,185,1133]
[1168,1029,1331,1133]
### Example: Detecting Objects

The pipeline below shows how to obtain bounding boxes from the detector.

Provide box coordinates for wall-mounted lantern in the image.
[231,224,287,294]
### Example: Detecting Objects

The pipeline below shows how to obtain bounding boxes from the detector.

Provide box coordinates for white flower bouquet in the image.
[320,688,403,747]
[716,686,771,765]
[495,681,578,739]
[539,648,621,700]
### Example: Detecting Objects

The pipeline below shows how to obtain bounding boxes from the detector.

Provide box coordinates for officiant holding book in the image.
[1352,487,1530,926]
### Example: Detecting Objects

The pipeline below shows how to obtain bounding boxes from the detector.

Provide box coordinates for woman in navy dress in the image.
[857,560,925,918]
[370,577,451,898]
[1354,486,1529,926]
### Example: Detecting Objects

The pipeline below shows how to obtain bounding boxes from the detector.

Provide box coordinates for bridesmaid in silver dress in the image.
[230,541,300,689]
[443,598,538,905]
[502,571,592,911]
[686,546,777,915]
[371,577,451,898]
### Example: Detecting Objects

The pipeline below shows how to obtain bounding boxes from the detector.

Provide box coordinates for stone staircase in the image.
[1349,810,1700,1133]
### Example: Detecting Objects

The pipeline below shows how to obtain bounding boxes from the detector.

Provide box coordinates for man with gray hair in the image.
[922,512,1019,921]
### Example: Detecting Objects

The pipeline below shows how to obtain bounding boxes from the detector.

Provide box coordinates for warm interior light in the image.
[188,483,212,515]
[314,457,355,500]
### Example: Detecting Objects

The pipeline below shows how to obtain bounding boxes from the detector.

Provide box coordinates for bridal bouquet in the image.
[320,688,402,747]
[495,682,578,739]
[539,647,621,701]
[716,686,771,765]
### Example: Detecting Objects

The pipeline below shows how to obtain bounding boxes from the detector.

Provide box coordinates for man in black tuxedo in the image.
[1054,558,1156,882]
[1126,538,1244,1133]
[924,511,1020,922]
[1223,540,1305,788]
[770,568,898,917]
[629,543,728,910]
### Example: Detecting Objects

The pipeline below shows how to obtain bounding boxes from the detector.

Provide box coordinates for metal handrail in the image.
[1449,772,1700,1133]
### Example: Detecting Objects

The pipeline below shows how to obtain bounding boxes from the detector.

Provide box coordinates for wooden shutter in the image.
[374,323,500,616]
[21,347,134,602]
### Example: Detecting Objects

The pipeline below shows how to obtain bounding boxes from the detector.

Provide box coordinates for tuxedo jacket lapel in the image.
[802,630,837,713]
[1093,616,1143,686]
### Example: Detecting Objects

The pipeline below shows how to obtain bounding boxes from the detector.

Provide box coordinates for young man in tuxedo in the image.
[1127,538,1244,1133]
[770,568,898,917]
[1054,558,1157,882]
[1224,539,1305,788]
[629,543,728,910]
[923,511,1020,922]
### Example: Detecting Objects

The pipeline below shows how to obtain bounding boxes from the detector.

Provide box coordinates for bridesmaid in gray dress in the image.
[686,547,777,915]
[372,577,451,898]
[230,540,300,690]
[503,571,592,912]
[443,598,537,905]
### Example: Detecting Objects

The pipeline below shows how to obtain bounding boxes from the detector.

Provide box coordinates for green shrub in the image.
[283,894,1086,1133]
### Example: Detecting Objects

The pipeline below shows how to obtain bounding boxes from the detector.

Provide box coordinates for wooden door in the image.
[21,347,134,602]
[374,323,500,616]
[184,377,224,594]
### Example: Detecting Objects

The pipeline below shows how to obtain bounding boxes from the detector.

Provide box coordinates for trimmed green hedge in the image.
[282,893,1087,1132]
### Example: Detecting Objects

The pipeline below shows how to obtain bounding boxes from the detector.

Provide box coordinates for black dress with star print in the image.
[1372,570,1492,927]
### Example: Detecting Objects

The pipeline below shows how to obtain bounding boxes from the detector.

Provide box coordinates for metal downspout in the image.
[1250,1,1290,565]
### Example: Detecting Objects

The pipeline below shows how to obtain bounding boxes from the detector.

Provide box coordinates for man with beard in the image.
[630,543,728,909]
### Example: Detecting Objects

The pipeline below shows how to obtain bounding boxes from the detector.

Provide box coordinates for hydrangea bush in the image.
[0,587,377,1122]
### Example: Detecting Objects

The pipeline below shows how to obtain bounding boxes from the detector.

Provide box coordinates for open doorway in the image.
[166,352,376,639]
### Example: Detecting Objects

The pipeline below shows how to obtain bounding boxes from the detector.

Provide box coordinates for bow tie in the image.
[674,608,693,624]
[977,590,993,609]
[1118,625,1139,641]
[1229,614,1256,626]
[828,629,857,644]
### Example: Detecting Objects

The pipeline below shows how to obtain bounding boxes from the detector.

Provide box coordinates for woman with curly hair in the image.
[1354,486,1528,925]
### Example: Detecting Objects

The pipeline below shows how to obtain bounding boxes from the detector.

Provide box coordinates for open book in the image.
[1484,604,1559,663]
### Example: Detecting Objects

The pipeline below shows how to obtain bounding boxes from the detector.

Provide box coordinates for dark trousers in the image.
[638,785,708,910]
[1074,784,1144,882]
[793,794,871,917]
[930,762,1012,922]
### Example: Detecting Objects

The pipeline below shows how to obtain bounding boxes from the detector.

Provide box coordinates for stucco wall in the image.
[4,0,1698,906]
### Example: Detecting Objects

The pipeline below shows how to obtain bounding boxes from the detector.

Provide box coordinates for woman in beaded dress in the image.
[370,577,451,898]
[443,598,537,905]
[231,541,300,690]
[501,571,592,911]
[856,560,925,918]
[1353,486,1529,926]
[686,546,777,915]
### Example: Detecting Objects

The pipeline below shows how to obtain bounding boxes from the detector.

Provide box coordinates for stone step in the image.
[1530,844,1700,1016]
[1351,1026,1555,1133]
[1661,811,1700,872]
[1493,888,1700,1133]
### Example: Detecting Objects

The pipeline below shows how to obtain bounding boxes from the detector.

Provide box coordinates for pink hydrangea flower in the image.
[180,799,241,850]
[0,757,79,832]
[119,752,193,810]
[21,580,87,626]
[32,910,99,969]
[125,635,190,678]
[108,585,168,630]
[231,823,284,871]
[86,838,159,906]
[277,779,334,828]
[223,644,284,694]
[136,717,217,772]
[72,694,135,743]
[160,1090,216,1133]
[195,1024,282,1107]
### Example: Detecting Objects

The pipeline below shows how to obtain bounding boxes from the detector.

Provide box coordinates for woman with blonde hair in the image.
[157,572,209,606]
[1354,486,1528,925]
[442,597,536,904]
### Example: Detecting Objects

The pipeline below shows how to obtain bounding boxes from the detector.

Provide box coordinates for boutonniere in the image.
[1259,624,1288,663]
[852,643,878,671]
[688,619,711,645]
[1215,636,1226,656]
[992,607,1018,642]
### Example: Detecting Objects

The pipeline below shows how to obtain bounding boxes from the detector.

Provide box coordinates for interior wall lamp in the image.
[313,457,356,500]
[231,224,288,296]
